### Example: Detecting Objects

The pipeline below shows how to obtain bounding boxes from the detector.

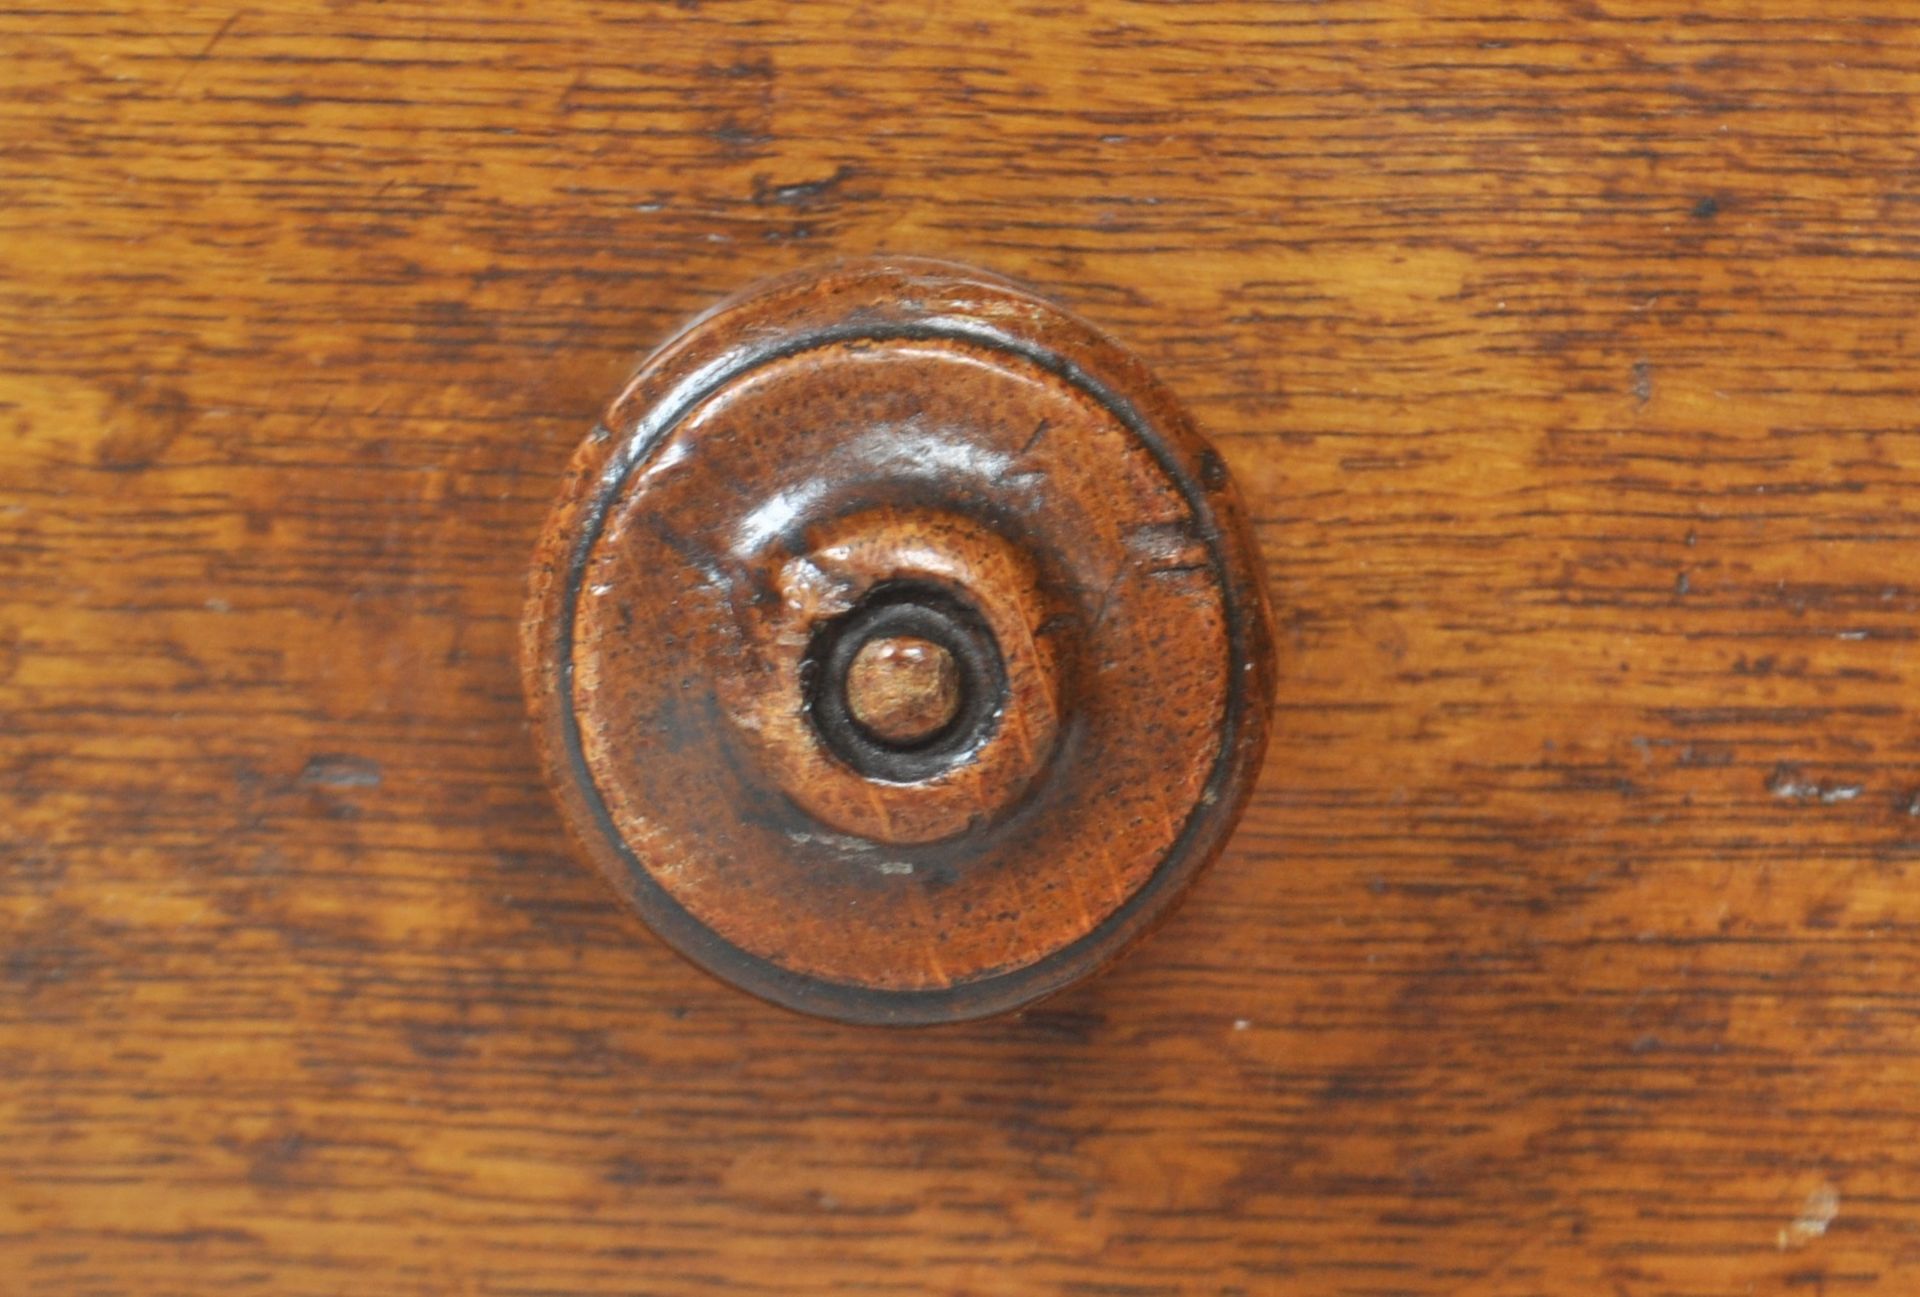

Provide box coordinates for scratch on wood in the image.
[1778,1183,1840,1250]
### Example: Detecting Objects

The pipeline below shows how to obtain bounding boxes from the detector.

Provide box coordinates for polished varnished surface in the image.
[521,259,1272,1022]
[5,1,1920,1293]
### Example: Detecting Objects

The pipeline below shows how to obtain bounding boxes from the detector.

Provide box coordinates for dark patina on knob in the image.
[522,257,1274,1024]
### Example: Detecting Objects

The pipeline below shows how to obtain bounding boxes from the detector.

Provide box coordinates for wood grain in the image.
[4,1,1920,1292]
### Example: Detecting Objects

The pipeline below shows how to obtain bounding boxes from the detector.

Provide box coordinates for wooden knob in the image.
[522,257,1274,1024]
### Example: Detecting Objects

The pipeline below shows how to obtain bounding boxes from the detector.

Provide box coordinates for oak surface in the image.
[5,2,1920,1293]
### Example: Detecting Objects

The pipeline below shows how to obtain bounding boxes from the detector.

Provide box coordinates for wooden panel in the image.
[4,2,1919,1292]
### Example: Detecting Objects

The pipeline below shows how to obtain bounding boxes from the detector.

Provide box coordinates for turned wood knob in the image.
[521,257,1275,1024]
